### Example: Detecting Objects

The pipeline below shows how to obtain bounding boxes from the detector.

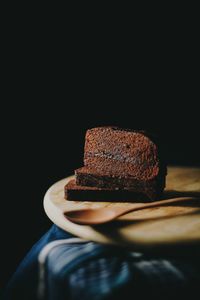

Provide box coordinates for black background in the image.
[1,21,200,288]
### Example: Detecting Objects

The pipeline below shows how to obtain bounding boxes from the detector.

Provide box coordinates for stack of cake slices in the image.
[65,127,167,202]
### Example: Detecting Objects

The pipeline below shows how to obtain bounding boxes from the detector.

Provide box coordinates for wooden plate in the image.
[44,166,200,252]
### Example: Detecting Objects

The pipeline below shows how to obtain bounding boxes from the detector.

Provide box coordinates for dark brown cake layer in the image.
[74,127,166,201]
[75,167,164,200]
[65,179,155,202]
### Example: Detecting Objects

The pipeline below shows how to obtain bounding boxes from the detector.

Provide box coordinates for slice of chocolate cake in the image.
[75,127,166,200]
[65,179,154,202]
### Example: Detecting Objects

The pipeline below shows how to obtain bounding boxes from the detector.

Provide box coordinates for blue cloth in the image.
[4,225,73,300]
[4,225,200,300]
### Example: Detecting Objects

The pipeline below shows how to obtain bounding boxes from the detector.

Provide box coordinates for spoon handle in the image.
[112,197,199,218]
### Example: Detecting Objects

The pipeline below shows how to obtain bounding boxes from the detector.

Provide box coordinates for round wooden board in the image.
[44,166,200,252]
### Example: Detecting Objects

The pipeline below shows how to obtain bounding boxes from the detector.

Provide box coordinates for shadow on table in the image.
[162,190,200,199]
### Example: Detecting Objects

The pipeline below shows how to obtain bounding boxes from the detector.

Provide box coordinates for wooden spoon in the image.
[64,197,199,225]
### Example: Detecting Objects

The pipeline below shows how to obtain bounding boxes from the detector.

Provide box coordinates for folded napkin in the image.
[4,225,200,300]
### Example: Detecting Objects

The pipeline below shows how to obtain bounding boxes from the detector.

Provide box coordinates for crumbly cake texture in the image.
[65,179,156,202]
[75,127,166,201]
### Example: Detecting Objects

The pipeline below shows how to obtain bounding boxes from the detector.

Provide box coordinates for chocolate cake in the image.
[75,127,166,200]
[65,179,153,202]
